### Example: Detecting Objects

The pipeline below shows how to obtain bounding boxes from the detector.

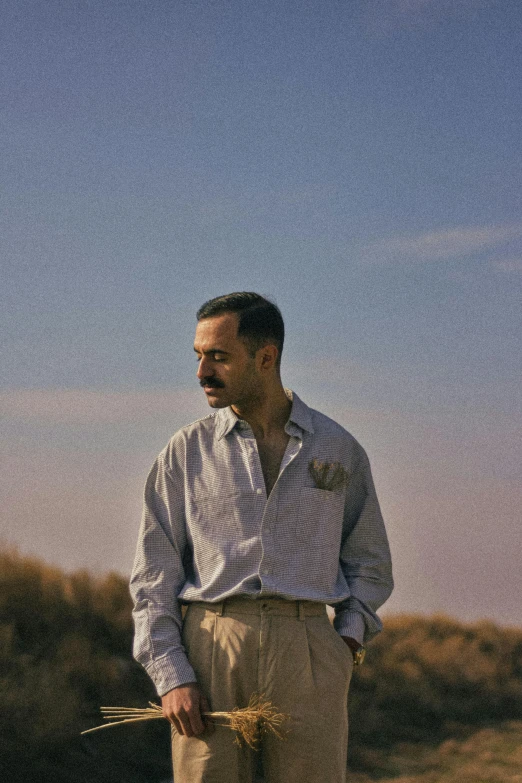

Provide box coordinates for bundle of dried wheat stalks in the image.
[82,693,288,749]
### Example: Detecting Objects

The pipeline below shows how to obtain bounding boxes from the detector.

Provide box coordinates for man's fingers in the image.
[169,715,183,735]
[161,684,208,737]
[162,704,182,735]
[187,703,205,736]
[178,708,196,737]
[167,705,203,737]
[200,695,214,733]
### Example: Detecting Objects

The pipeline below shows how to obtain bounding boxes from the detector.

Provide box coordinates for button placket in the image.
[248,437,266,499]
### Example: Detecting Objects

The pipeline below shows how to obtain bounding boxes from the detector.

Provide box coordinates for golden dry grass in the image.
[347,721,522,783]
[82,693,289,750]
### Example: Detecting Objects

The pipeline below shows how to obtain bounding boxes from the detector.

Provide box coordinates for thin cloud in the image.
[364,0,491,34]
[492,259,522,274]
[197,185,336,229]
[0,388,205,425]
[393,0,475,10]
[361,224,522,264]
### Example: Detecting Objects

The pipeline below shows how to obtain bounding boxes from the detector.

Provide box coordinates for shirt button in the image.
[256,488,263,495]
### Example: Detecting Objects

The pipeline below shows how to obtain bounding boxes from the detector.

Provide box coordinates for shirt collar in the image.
[215,388,314,440]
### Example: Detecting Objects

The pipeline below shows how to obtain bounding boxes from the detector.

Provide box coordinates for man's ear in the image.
[258,344,278,371]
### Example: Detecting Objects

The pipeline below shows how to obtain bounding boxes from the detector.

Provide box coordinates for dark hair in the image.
[196,292,285,370]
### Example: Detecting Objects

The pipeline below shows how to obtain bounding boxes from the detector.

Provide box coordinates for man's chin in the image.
[206,399,229,408]
[202,389,229,408]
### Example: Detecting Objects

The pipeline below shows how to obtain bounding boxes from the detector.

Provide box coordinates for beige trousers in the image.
[171,597,353,783]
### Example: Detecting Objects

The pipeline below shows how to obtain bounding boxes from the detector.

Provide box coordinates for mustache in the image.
[200,378,224,388]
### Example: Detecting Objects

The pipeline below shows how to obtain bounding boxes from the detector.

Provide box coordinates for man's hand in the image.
[161,683,212,737]
[341,636,360,655]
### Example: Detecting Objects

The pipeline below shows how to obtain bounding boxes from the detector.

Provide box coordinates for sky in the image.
[1,0,521,627]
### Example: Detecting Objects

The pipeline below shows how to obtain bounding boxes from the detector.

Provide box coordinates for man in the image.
[130,292,393,783]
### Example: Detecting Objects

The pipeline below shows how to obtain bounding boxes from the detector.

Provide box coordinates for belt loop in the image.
[298,601,305,621]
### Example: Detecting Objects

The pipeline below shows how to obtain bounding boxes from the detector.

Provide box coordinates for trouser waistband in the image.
[188,596,327,620]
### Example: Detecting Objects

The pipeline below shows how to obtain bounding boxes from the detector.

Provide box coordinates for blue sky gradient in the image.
[2,0,521,626]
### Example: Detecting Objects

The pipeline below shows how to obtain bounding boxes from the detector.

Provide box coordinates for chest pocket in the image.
[296,487,345,546]
[187,492,258,542]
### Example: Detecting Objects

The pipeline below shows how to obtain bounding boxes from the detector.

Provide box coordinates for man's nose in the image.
[196,357,209,379]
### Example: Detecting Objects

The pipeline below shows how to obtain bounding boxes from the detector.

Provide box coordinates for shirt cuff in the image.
[146,651,197,697]
[333,610,366,646]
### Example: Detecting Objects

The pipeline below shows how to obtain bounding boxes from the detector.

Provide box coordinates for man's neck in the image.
[231,386,292,440]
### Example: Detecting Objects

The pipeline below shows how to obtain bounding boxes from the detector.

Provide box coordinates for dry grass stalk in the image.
[308,459,350,492]
[209,693,288,748]
[81,693,288,750]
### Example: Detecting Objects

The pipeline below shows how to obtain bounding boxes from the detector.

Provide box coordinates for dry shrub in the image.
[2,547,522,781]
[349,612,522,758]
[0,548,166,783]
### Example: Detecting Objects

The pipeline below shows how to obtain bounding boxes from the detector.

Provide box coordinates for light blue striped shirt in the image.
[130,389,393,696]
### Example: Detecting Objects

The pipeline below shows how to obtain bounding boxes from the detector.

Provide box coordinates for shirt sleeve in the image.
[333,445,394,645]
[129,449,197,696]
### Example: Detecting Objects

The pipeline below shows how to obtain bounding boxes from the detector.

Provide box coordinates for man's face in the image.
[194,313,260,409]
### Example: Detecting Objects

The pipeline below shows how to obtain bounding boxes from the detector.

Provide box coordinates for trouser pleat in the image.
[171,604,353,783]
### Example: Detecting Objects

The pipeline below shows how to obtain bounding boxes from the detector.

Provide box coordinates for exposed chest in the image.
[256,434,291,497]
